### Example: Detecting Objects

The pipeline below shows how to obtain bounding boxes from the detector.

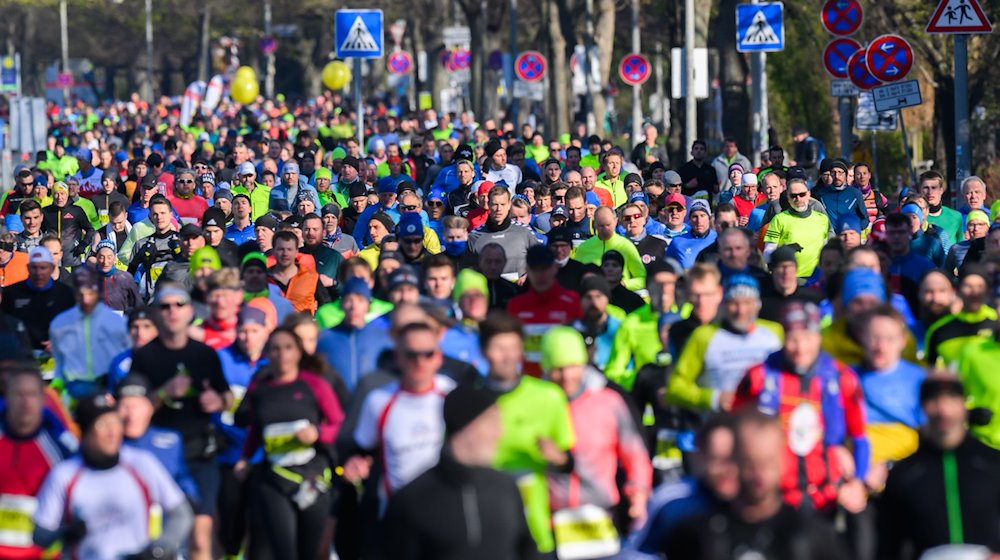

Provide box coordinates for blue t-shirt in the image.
[856,360,926,427]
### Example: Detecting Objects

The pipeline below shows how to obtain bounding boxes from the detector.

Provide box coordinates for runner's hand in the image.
[718,391,736,412]
[233,460,249,482]
[627,488,649,523]
[296,424,319,445]
[343,455,373,483]
[165,374,191,399]
[838,478,867,514]
[199,380,224,413]
[538,437,568,467]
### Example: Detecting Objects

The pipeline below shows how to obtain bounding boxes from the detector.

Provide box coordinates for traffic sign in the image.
[56,72,73,88]
[830,79,860,97]
[821,0,863,36]
[866,35,913,82]
[736,3,785,52]
[448,49,471,72]
[619,54,651,86]
[847,49,881,90]
[335,10,384,59]
[927,0,992,33]
[856,92,898,130]
[823,38,861,78]
[259,37,277,55]
[387,51,412,75]
[442,26,472,47]
[515,51,547,82]
[488,50,504,71]
[872,79,923,112]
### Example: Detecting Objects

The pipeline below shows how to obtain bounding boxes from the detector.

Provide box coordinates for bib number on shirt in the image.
[552,504,620,559]
[0,494,38,547]
[263,420,316,467]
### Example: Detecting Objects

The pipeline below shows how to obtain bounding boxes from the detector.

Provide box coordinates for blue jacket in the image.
[623,478,717,558]
[664,229,718,270]
[268,179,320,212]
[225,222,256,246]
[440,325,487,374]
[352,202,401,245]
[215,343,266,466]
[813,185,867,232]
[124,427,200,502]
[316,321,390,391]
[432,162,481,193]
[910,229,946,267]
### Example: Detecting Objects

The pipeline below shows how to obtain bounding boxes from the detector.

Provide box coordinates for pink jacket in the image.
[548,368,653,511]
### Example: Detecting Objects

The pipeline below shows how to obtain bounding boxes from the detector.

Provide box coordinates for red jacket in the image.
[507,284,581,377]
[734,351,869,513]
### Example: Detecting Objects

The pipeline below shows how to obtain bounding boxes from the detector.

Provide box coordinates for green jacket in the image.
[958,338,1000,450]
[231,183,273,221]
[605,304,661,389]
[573,233,647,292]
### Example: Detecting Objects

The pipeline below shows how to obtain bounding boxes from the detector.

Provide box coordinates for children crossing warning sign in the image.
[926,0,993,33]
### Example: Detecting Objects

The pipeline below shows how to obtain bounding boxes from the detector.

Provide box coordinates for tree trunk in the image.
[934,75,955,186]
[591,0,615,135]
[546,0,569,136]
[715,0,750,149]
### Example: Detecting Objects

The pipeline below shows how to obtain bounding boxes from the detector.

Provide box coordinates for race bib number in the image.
[263,420,316,466]
[552,504,620,560]
[0,494,38,547]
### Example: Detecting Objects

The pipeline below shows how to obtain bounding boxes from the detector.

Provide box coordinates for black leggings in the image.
[217,465,249,556]
[249,478,333,560]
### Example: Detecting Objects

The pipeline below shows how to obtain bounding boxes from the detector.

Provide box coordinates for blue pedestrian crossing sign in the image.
[736,3,785,52]
[336,10,384,59]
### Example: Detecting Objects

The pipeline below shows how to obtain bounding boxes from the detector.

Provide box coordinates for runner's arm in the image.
[664,327,715,411]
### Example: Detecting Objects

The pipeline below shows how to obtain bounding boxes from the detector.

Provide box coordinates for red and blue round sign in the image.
[865,35,913,83]
[821,0,863,36]
[515,51,547,82]
[448,49,471,72]
[618,53,651,86]
[847,48,881,90]
[387,51,413,75]
[823,38,861,78]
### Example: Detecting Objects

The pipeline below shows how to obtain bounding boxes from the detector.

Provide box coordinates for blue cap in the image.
[114,150,129,163]
[837,213,863,234]
[376,177,397,194]
[628,191,648,205]
[900,203,923,226]
[341,276,372,300]
[76,147,92,161]
[427,188,445,202]
[4,214,23,234]
[723,273,760,300]
[841,268,886,305]
[585,191,601,206]
[396,212,423,238]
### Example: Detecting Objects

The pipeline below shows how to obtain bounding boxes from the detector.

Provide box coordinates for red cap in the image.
[387,155,403,165]
[665,193,686,208]
[476,180,495,195]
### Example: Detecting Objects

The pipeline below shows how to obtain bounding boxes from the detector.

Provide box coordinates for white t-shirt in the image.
[34,446,185,560]
[354,375,456,497]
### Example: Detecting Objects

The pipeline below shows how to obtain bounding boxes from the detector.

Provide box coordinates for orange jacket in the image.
[270,266,320,314]
[0,251,29,288]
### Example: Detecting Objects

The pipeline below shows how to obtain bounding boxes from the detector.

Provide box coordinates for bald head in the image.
[594,206,618,240]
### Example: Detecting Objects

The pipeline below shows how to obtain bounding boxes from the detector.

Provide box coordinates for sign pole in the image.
[630,0,642,143]
[899,109,916,186]
[684,0,696,151]
[870,131,878,187]
[954,35,970,182]
[354,58,364,150]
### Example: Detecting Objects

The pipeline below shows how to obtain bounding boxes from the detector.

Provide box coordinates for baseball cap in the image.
[427,189,445,203]
[321,203,342,218]
[388,265,421,290]
[128,306,154,326]
[283,215,304,230]
[74,393,118,433]
[237,305,269,328]
[663,170,682,185]
[547,226,573,245]
[474,180,495,195]
[115,374,153,401]
[237,161,256,177]
[689,199,710,216]
[179,223,204,238]
[153,285,193,306]
[551,205,568,219]
[28,246,54,265]
[72,267,100,292]
[628,192,648,205]
[665,193,686,208]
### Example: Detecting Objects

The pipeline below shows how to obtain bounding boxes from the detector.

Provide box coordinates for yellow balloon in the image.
[231,75,259,104]
[236,65,257,80]
[322,61,351,90]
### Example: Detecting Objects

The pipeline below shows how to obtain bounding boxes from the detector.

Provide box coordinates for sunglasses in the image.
[624,213,643,221]
[553,196,565,202]
[157,301,189,310]
[401,237,423,244]
[177,179,195,184]
[21,181,34,186]
[426,200,444,207]
[666,206,685,213]
[789,191,809,199]
[400,204,420,212]
[402,348,436,360]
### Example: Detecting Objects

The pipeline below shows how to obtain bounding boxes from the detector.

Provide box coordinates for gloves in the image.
[61,518,87,546]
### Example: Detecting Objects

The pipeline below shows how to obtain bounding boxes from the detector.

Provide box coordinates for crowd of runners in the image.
[0,95,998,560]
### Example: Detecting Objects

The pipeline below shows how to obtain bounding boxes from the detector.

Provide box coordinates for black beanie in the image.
[444,384,500,436]
[342,156,361,172]
[484,139,503,160]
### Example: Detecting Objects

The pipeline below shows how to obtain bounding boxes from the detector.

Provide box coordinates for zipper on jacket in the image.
[462,484,481,547]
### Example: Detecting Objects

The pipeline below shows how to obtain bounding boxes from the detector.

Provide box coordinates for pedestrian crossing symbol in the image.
[335,9,384,59]
[736,3,785,52]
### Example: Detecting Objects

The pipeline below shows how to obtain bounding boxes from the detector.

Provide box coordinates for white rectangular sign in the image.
[830,79,859,97]
[871,79,923,112]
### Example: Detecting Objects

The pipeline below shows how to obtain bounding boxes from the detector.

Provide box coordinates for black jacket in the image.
[42,204,94,267]
[877,435,1000,558]
[379,450,541,560]
[0,279,76,349]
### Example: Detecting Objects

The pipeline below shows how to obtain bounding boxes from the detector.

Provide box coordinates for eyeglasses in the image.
[21,181,34,187]
[553,196,565,202]
[177,179,195,184]
[400,204,420,212]
[157,301,189,310]
[401,237,423,245]
[789,191,809,199]
[624,213,643,221]
[426,200,445,207]
[402,348,436,360]
[666,206,685,213]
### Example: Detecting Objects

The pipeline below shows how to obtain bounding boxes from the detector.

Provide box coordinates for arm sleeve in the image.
[352,392,381,452]
[32,466,68,532]
[239,383,262,460]
[732,366,764,410]
[157,501,193,551]
[841,370,870,481]
[140,451,187,512]
[613,393,653,493]
[763,214,783,244]
[604,320,634,388]
[302,373,345,444]
[665,327,715,411]
[551,391,576,452]
[621,242,648,292]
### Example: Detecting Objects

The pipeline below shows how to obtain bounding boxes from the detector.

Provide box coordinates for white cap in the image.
[742,173,759,187]
[29,246,54,265]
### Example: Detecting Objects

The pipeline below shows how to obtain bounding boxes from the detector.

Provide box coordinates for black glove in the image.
[124,542,176,560]
[785,243,804,253]
[61,518,87,546]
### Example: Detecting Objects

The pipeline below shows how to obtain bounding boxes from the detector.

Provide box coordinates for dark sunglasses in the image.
[426,201,445,207]
[400,204,420,212]
[177,179,195,184]
[402,348,436,360]
[623,213,642,221]
[666,206,685,213]
[789,191,809,199]
[21,181,34,186]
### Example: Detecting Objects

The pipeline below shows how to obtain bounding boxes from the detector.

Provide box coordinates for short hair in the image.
[919,170,945,188]
[786,178,808,191]
[822,238,845,257]
[19,199,41,214]
[478,242,507,260]
[695,414,735,451]
[149,196,173,211]
[479,311,524,350]
[109,201,127,218]
[760,171,779,185]
[488,185,511,202]
[511,197,531,211]
[715,202,737,217]
[442,215,469,230]
[207,268,242,291]
[565,145,581,156]
[863,303,905,331]
[423,253,456,277]
[40,233,61,248]
[688,262,722,285]
[273,230,299,247]
[719,226,752,247]
[961,175,986,193]
[854,162,871,173]
[901,192,928,207]
[564,186,585,204]
[337,256,372,285]
[692,139,707,149]
[396,321,438,344]
[885,212,911,229]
